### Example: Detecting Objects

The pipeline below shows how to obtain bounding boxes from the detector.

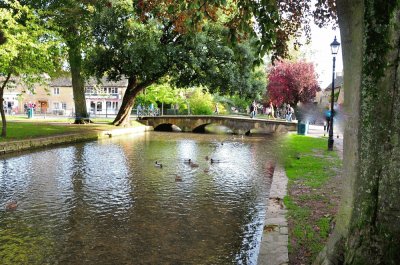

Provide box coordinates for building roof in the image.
[325,75,343,90]
[51,77,128,87]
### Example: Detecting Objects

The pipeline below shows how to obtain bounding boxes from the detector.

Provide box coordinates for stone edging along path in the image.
[258,165,289,265]
[0,126,153,155]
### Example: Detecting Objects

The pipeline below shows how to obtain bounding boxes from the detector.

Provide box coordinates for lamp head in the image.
[330,36,340,55]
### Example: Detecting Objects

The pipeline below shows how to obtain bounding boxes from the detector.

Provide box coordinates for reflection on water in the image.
[0,132,278,265]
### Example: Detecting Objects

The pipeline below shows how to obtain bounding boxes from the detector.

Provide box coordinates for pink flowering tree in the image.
[267,60,320,107]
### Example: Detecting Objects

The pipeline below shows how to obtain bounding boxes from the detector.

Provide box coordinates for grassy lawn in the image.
[0,117,144,142]
[5,115,117,124]
[280,134,342,265]
[1,122,83,141]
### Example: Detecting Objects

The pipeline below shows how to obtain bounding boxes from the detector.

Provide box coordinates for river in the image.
[0,132,279,264]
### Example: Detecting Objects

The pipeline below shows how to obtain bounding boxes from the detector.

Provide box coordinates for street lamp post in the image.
[328,36,341,151]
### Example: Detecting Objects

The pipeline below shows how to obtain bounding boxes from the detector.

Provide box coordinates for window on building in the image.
[112,102,118,109]
[53,87,60,95]
[62,103,67,110]
[106,101,111,109]
[90,101,95,112]
[96,102,102,112]
[86,87,94,94]
[53,102,60,109]
[109,87,118,94]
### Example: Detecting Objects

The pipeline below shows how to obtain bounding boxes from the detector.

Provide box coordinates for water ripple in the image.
[0,132,276,264]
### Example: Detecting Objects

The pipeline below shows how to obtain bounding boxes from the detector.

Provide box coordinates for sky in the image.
[308,24,343,89]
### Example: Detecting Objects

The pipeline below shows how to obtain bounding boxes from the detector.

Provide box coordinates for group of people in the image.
[136,103,159,116]
[250,101,295,121]
[23,102,36,113]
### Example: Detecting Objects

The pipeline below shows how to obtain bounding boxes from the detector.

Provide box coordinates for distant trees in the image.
[0,1,61,137]
[267,60,319,106]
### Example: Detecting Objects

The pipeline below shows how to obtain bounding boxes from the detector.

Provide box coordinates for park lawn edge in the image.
[279,134,343,265]
[0,119,144,142]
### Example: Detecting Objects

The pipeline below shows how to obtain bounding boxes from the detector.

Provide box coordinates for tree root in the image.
[74,118,93,124]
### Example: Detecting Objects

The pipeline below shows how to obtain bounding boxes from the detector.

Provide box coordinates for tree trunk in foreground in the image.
[315,1,400,264]
[67,37,89,124]
[0,73,11,137]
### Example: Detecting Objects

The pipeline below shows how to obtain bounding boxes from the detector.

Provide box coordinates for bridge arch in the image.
[192,123,235,134]
[154,123,184,132]
[192,123,209,133]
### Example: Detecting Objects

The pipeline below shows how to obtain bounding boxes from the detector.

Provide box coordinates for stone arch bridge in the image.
[138,115,297,135]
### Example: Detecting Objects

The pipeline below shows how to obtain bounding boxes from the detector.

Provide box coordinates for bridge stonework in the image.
[138,115,297,135]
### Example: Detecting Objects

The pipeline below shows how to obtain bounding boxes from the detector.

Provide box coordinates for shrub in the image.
[187,88,214,115]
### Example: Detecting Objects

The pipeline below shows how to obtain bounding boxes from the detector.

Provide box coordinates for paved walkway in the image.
[257,125,343,265]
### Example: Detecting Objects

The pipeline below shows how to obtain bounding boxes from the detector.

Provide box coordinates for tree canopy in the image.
[134,0,337,61]
[267,60,319,106]
[85,0,266,125]
[0,0,61,136]
[17,0,106,123]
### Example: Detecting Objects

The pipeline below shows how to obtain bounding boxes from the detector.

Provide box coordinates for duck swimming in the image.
[155,161,163,168]
[189,162,199,168]
[5,201,18,211]
[210,158,220,164]
[175,175,183,182]
[183,159,199,167]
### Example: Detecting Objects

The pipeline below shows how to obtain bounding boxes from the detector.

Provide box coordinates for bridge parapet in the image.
[139,115,296,135]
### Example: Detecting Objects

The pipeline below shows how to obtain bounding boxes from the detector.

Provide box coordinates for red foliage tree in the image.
[267,60,320,106]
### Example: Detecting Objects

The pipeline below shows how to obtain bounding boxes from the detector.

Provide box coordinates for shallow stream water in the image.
[0,132,278,264]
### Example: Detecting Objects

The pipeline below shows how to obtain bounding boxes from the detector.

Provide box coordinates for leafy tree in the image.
[141,0,336,61]
[19,0,103,123]
[86,1,266,126]
[142,83,178,115]
[267,60,319,106]
[0,0,61,137]
[187,87,214,115]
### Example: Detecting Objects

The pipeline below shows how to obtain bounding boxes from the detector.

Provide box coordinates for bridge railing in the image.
[135,111,294,122]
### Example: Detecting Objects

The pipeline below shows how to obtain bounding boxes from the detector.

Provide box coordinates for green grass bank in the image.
[280,134,342,265]
[0,118,144,142]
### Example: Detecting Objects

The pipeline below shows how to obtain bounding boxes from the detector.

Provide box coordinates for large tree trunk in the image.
[344,1,400,263]
[315,1,400,264]
[67,38,89,124]
[112,77,140,126]
[113,77,137,126]
[113,77,157,126]
[0,73,11,138]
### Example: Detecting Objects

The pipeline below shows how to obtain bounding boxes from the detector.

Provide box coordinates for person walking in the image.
[269,102,275,118]
[214,104,219,115]
[286,104,294,122]
[250,102,255,118]
[250,101,257,118]
[324,107,332,132]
